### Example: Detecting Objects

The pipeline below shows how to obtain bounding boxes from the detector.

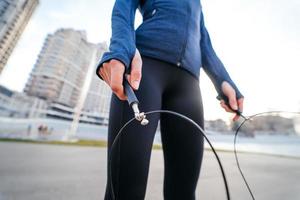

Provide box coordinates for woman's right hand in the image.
[220,81,244,121]
[97,49,142,101]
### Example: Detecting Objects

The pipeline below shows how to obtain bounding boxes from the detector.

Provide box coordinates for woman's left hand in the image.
[219,81,244,121]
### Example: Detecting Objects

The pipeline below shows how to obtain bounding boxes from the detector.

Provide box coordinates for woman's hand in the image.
[97,49,142,100]
[220,81,244,121]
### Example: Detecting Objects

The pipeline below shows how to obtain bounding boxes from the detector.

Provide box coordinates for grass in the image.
[0,137,163,149]
[1,137,299,159]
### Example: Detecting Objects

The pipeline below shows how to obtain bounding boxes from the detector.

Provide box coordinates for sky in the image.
[0,0,299,121]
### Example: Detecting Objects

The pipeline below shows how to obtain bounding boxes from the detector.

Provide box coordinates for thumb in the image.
[222,81,238,111]
[228,95,238,111]
[130,49,142,90]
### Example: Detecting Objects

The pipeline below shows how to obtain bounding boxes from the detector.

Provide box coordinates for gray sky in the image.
[0,0,299,120]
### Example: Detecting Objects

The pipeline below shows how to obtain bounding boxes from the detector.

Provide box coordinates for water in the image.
[0,117,108,141]
[1,117,300,158]
[203,133,300,158]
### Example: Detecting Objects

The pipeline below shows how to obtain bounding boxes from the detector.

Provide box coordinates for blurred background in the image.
[0,0,299,199]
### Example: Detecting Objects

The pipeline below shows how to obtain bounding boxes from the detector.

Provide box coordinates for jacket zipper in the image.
[177,6,191,67]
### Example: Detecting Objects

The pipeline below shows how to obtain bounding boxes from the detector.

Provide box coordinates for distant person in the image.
[38,124,43,137]
[96,0,244,199]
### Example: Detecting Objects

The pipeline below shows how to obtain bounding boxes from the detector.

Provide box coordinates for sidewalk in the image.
[0,141,299,200]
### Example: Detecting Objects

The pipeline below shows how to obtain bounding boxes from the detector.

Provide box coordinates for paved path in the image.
[0,141,299,200]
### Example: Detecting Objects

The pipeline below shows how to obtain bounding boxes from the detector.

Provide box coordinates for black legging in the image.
[104,55,205,200]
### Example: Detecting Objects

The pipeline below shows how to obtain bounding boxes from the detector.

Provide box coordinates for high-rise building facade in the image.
[0,0,39,74]
[24,28,95,108]
[24,28,112,123]
[83,42,111,119]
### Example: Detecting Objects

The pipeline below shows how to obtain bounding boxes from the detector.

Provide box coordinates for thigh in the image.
[105,56,164,200]
[160,70,205,200]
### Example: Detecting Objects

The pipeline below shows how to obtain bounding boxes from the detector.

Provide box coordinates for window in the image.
[0,1,9,18]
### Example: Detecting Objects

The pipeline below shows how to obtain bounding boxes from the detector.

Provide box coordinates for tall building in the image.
[24,28,95,108]
[83,42,111,119]
[0,0,39,74]
[24,29,111,123]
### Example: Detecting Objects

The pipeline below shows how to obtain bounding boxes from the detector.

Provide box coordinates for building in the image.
[294,119,300,136]
[205,119,229,133]
[0,0,39,74]
[0,85,47,118]
[0,82,109,125]
[24,28,95,108]
[24,29,111,124]
[83,43,111,120]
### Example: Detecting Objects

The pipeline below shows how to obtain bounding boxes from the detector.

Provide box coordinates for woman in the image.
[96,0,244,199]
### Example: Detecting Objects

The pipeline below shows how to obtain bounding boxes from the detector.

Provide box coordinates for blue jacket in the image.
[96,0,243,100]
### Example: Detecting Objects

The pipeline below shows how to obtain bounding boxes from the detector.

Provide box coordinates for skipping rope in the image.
[107,79,300,200]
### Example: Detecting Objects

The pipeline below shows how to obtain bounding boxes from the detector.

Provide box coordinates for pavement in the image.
[0,141,299,200]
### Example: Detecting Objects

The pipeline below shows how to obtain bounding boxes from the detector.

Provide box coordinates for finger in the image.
[228,93,238,111]
[110,63,126,100]
[233,114,240,121]
[130,53,142,90]
[237,98,244,112]
[102,63,111,84]
[233,98,244,121]
[220,101,235,113]
[221,81,238,111]
[220,100,230,111]
[97,67,105,79]
[130,67,142,90]
[99,68,109,85]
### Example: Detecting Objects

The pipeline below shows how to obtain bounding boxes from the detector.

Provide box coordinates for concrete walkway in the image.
[0,141,299,200]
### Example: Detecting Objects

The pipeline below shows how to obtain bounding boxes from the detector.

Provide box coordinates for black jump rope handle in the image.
[123,77,139,106]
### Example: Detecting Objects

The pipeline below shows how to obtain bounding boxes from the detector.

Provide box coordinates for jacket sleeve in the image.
[96,0,139,80]
[200,12,243,100]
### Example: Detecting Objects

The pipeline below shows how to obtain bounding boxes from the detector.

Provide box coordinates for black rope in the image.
[108,110,231,200]
[108,110,300,200]
[233,111,300,200]
[234,118,255,200]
